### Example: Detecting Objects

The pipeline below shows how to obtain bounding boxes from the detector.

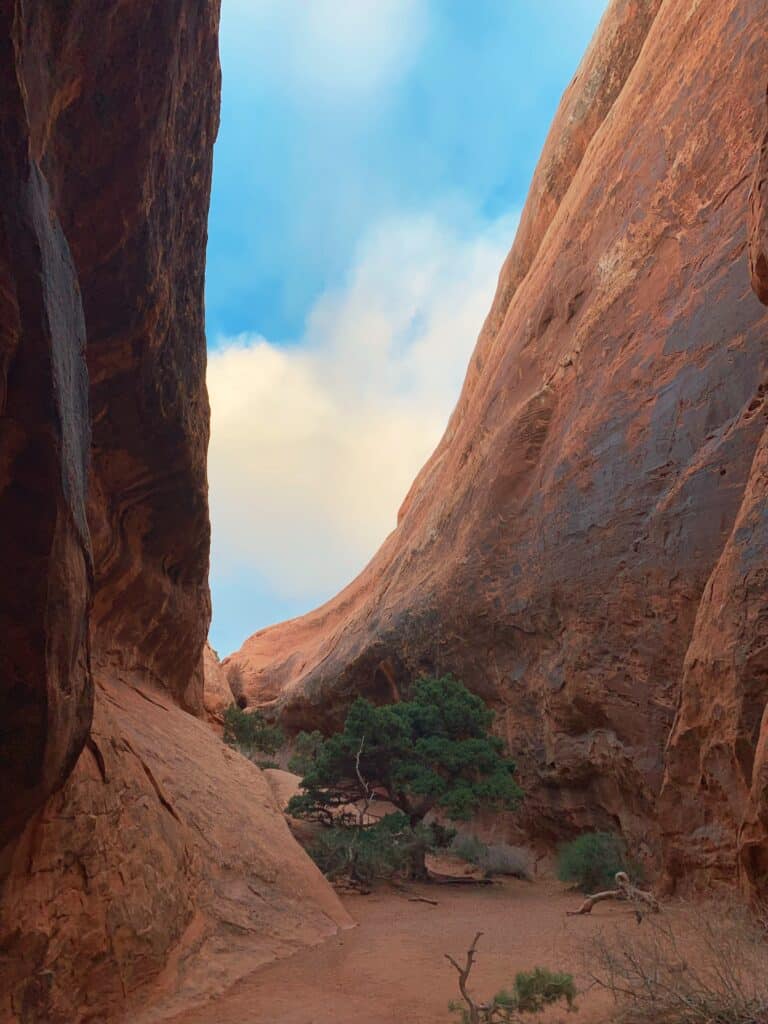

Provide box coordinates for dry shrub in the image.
[480,843,532,879]
[586,901,768,1024]
[450,835,532,879]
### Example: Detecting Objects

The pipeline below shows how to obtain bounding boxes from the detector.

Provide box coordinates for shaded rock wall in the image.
[0,0,214,851]
[229,0,768,893]
[0,3,93,854]
[659,90,768,894]
[37,0,217,712]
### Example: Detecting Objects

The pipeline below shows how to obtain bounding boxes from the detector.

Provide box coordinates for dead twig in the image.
[445,931,486,1024]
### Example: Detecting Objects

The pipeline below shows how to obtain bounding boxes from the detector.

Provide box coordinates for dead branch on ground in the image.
[567,870,660,917]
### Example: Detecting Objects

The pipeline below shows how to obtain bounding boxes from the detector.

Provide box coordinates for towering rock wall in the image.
[0,0,93,856]
[0,0,214,856]
[229,0,768,894]
[0,3,351,1021]
[659,91,768,893]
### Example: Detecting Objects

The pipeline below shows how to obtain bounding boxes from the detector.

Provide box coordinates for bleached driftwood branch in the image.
[567,871,660,916]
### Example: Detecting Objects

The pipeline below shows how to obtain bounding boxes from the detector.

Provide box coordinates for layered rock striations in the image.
[229,0,768,893]
[0,3,349,1021]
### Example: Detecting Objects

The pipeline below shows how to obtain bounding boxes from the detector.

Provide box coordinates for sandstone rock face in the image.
[660,89,768,894]
[1,0,215,848]
[203,643,234,724]
[229,0,768,892]
[0,677,352,1024]
[0,3,351,1021]
[0,5,93,854]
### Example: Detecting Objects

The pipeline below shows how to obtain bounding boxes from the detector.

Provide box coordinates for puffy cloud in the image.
[208,209,518,602]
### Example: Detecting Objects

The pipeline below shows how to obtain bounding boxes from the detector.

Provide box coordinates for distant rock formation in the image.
[0,3,350,1021]
[228,0,768,896]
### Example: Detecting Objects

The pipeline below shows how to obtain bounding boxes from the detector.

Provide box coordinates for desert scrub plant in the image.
[309,813,443,886]
[451,834,488,866]
[287,729,325,776]
[223,703,285,760]
[557,832,635,893]
[585,901,768,1023]
[447,932,575,1023]
[479,843,531,879]
[451,836,531,879]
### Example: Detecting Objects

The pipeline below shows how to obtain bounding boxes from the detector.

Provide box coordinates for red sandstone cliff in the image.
[0,3,350,1021]
[229,0,768,895]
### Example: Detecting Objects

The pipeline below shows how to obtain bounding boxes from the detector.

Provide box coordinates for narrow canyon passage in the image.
[2,1,768,1021]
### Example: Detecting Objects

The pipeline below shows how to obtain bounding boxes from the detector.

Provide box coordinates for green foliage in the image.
[287,675,521,830]
[309,813,443,885]
[557,832,633,893]
[511,968,576,1013]
[223,704,285,758]
[449,967,576,1022]
[288,730,325,776]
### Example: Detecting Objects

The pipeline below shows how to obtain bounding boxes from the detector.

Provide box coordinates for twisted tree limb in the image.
[567,871,660,917]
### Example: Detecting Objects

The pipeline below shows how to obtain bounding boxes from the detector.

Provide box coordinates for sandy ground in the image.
[169,878,642,1024]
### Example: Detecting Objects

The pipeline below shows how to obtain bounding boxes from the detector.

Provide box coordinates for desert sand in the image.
[168,878,646,1024]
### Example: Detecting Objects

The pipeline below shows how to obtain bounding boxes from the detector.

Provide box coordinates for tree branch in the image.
[567,872,660,916]
[354,736,372,828]
[445,931,485,1023]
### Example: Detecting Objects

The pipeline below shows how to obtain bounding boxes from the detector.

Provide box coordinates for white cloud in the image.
[208,210,518,603]
[222,0,429,104]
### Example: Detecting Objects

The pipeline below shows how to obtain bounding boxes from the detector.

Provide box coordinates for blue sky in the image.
[206,0,608,657]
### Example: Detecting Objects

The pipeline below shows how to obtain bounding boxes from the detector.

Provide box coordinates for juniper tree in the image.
[287,675,522,878]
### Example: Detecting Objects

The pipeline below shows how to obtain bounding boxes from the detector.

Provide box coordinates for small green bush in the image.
[288,730,325,776]
[557,832,633,893]
[223,704,285,758]
[511,967,576,1013]
[449,963,575,1022]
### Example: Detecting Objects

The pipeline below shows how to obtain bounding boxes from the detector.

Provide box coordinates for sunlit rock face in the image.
[228,0,768,895]
[0,4,350,1021]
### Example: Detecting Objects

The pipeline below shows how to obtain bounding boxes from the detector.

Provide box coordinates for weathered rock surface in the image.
[0,3,93,855]
[0,677,352,1024]
[203,644,234,725]
[229,0,768,893]
[660,87,768,894]
[0,2,351,1021]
